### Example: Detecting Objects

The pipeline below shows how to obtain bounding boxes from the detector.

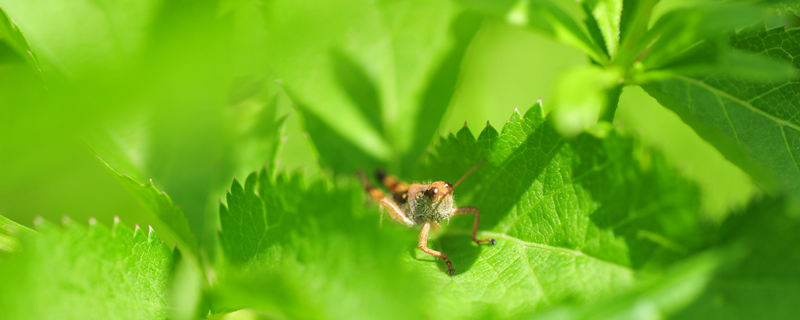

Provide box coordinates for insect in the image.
[357,161,495,275]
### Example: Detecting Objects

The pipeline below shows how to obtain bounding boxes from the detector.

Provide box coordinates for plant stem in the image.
[600,85,623,122]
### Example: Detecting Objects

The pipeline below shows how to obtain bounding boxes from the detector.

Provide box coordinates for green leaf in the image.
[411,104,704,316]
[643,24,800,196]
[548,66,623,136]
[216,171,429,319]
[530,197,800,320]
[459,0,608,62]
[402,11,483,173]
[279,1,483,175]
[0,0,161,79]
[214,105,705,318]
[98,158,198,257]
[674,197,800,319]
[581,0,622,56]
[0,217,174,320]
[639,3,765,70]
[0,8,37,69]
[530,250,723,320]
[0,215,31,252]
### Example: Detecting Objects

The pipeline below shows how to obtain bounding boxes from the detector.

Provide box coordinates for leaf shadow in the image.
[469,114,564,231]
[402,12,483,174]
[330,49,384,136]
[570,134,706,268]
[407,233,483,276]
[287,91,382,174]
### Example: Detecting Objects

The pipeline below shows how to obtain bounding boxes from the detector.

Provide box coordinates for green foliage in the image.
[100,159,198,257]
[644,24,800,196]
[0,215,30,252]
[534,196,800,320]
[0,218,174,320]
[2,0,800,319]
[216,170,428,319]
[209,105,709,318]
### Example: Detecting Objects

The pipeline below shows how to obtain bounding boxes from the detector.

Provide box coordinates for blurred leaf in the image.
[581,0,622,56]
[0,0,160,80]
[548,66,623,136]
[644,40,797,82]
[330,49,384,136]
[459,0,608,62]
[292,94,384,174]
[99,158,198,257]
[0,217,174,320]
[0,8,37,68]
[403,12,483,173]
[674,197,800,319]
[530,250,723,320]
[533,196,800,320]
[614,87,757,221]
[269,0,483,174]
[215,171,428,319]
[169,253,205,320]
[617,0,656,55]
[0,215,31,252]
[640,2,765,70]
[644,24,800,196]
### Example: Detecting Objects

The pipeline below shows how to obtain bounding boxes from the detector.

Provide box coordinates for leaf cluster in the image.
[1,0,800,319]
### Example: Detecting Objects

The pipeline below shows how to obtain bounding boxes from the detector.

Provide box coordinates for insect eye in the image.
[444,182,452,189]
[426,187,438,197]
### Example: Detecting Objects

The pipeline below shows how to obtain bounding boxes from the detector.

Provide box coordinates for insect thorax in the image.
[407,193,454,224]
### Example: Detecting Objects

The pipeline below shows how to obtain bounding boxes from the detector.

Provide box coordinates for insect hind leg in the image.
[357,170,415,227]
[357,170,385,202]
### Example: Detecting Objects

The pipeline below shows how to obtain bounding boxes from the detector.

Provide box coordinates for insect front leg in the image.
[357,171,415,226]
[452,207,496,245]
[418,222,455,275]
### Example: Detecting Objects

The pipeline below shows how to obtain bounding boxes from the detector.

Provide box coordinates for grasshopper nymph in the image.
[357,161,495,275]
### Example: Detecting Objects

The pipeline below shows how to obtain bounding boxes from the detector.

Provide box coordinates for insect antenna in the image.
[453,158,486,189]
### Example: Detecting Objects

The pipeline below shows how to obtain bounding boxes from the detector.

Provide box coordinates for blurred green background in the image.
[0,0,754,243]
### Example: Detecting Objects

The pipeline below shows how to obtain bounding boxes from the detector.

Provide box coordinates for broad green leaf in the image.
[411,104,704,316]
[0,217,174,320]
[214,105,705,318]
[644,24,800,196]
